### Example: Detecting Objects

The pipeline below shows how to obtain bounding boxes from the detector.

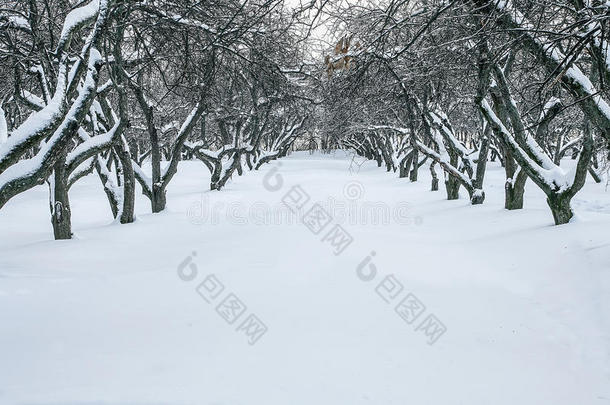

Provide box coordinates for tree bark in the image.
[445,174,460,200]
[547,193,574,225]
[589,166,602,183]
[115,144,135,223]
[430,162,439,191]
[409,148,419,181]
[151,183,167,212]
[50,153,72,240]
[505,170,527,210]
[399,151,414,178]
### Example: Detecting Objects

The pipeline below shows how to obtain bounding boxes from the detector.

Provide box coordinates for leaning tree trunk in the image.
[212,152,242,190]
[589,166,602,183]
[50,153,72,240]
[92,155,120,219]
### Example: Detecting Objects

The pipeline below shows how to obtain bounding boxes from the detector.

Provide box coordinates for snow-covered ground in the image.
[1,151,609,404]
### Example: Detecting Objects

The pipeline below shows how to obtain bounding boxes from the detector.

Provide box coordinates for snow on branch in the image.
[255,117,306,169]
[0,14,31,33]
[491,0,610,142]
[0,49,104,208]
[0,0,108,175]
[480,98,576,192]
[539,97,562,123]
[416,139,473,188]
[18,90,45,111]
[427,110,476,168]
[67,158,96,189]
[132,162,153,198]
[65,122,121,175]
[56,0,101,54]
[0,61,69,174]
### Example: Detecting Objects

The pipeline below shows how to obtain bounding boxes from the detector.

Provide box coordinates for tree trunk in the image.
[430,162,439,191]
[409,149,419,181]
[546,193,574,225]
[51,155,72,240]
[399,163,409,178]
[471,135,489,205]
[553,131,564,165]
[130,139,139,161]
[246,153,254,170]
[505,170,527,210]
[470,190,485,204]
[236,152,244,175]
[589,166,602,183]
[114,144,135,222]
[399,152,414,178]
[213,152,241,190]
[445,173,460,200]
[151,184,167,213]
[150,130,164,213]
[210,159,222,190]
[380,143,393,172]
[505,182,524,210]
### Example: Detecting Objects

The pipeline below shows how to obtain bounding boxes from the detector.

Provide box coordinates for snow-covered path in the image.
[1,151,609,404]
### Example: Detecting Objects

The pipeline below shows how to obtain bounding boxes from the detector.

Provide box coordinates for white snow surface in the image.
[0,151,609,404]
